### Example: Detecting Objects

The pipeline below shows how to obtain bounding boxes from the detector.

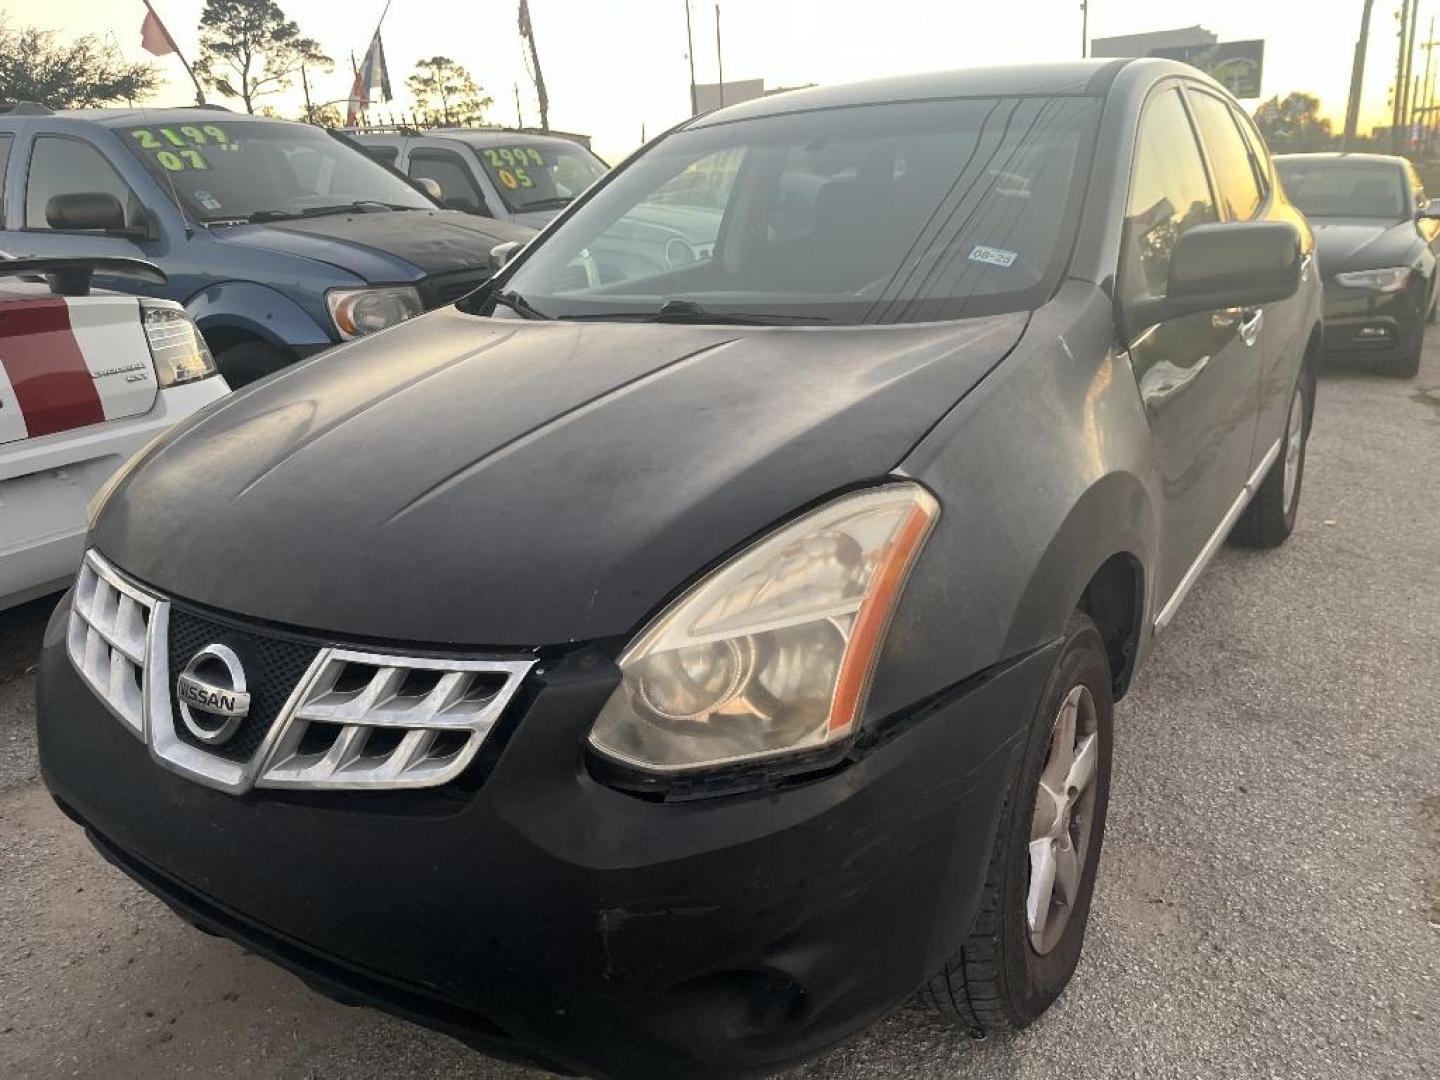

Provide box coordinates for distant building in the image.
[1091,25,1216,58]
[694,79,766,113]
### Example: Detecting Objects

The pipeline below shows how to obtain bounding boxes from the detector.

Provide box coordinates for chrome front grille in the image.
[67,553,156,737]
[68,550,535,795]
[255,650,531,789]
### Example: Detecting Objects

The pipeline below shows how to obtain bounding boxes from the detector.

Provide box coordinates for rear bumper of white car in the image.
[0,378,229,610]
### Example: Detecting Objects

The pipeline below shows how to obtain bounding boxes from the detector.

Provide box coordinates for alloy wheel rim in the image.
[1026,683,1099,955]
[1282,386,1304,512]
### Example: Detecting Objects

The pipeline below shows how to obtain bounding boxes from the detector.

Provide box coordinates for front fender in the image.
[867,281,1157,723]
[185,280,334,350]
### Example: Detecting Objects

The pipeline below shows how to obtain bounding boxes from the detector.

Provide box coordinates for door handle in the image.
[1239,308,1263,347]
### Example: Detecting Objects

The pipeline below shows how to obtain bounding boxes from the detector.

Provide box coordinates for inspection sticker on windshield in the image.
[969,245,1018,268]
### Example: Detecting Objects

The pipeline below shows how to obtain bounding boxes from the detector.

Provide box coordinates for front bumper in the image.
[38,591,1054,1078]
[1320,278,1425,360]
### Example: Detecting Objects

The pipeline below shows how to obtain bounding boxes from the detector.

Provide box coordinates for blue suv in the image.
[0,105,534,384]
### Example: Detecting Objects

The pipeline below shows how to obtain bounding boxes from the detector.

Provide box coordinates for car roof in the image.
[41,107,301,129]
[354,128,594,151]
[686,59,1146,129]
[1273,152,1406,166]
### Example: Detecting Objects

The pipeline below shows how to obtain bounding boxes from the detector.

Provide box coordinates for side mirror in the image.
[1129,221,1302,328]
[1419,198,1440,220]
[413,176,444,202]
[46,192,129,233]
[490,240,523,270]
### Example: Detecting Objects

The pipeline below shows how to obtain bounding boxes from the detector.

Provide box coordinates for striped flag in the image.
[346,32,393,126]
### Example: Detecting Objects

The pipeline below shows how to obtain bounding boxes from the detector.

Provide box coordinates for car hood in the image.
[93,307,1026,646]
[214,209,535,281]
[1311,218,1418,274]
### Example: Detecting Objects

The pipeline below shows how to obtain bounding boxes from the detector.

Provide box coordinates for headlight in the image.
[588,484,939,775]
[140,302,216,387]
[1334,266,1411,292]
[325,286,423,339]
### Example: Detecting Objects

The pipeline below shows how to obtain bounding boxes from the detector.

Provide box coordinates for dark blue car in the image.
[0,105,534,384]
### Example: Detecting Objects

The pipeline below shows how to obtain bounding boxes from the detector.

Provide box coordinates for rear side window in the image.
[0,134,12,220]
[364,145,398,165]
[409,148,490,215]
[1188,90,1263,220]
[26,136,140,230]
[1231,107,1272,201]
[1122,88,1219,303]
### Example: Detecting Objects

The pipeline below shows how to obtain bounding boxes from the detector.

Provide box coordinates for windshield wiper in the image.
[491,289,551,320]
[561,299,830,326]
[518,196,573,211]
[247,201,417,223]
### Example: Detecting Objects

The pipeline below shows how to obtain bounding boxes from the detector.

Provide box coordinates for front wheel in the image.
[921,612,1113,1036]
[1231,367,1313,548]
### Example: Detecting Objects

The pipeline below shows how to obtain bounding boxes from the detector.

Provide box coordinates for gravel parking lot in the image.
[2,344,1437,1080]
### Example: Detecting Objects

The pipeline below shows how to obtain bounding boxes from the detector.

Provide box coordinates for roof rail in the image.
[0,101,56,116]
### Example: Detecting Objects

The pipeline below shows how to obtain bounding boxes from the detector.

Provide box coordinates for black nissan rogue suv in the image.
[38,60,1320,1079]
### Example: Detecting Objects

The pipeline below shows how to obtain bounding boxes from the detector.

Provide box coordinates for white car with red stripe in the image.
[1,257,229,609]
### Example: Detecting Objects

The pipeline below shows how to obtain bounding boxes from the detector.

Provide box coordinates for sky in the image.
[5,1,1421,162]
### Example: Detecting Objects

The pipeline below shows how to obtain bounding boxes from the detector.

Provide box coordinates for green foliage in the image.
[1252,93,1337,153]
[195,0,330,114]
[405,57,492,125]
[0,16,158,108]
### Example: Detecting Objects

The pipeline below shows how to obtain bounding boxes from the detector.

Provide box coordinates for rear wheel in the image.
[1231,367,1312,548]
[214,340,296,388]
[921,613,1113,1036]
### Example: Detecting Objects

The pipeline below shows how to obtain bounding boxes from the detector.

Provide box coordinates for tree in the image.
[301,102,343,128]
[406,57,492,125]
[1252,93,1338,153]
[0,17,157,108]
[194,0,330,114]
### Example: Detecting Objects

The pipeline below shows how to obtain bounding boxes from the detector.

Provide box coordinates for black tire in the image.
[214,340,296,388]
[1385,319,1424,377]
[1231,365,1313,549]
[920,612,1113,1036]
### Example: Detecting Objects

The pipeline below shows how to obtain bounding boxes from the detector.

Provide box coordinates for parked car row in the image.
[0,105,539,386]
[5,59,1431,1080]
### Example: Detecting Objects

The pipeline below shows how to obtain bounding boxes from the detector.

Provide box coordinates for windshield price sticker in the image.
[484,146,545,169]
[130,126,231,170]
[496,167,535,189]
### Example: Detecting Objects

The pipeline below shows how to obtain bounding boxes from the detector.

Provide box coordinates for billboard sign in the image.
[1151,39,1265,99]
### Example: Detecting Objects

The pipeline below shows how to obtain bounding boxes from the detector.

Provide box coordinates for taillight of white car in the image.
[139,301,218,387]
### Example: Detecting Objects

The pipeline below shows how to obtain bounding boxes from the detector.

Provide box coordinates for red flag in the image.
[139,8,177,58]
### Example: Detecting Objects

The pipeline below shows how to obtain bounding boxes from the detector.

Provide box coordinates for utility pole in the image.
[517,0,549,130]
[1345,0,1375,148]
[684,0,698,115]
[1403,0,1421,143]
[1393,0,1412,152]
[1398,0,1421,150]
[1081,2,1088,59]
[1420,16,1437,154]
[301,65,314,123]
[715,4,724,106]
[514,83,523,128]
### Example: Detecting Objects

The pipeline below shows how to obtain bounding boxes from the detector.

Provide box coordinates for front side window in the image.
[1274,159,1406,220]
[408,148,490,214]
[120,120,432,222]
[1121,88,1219,304]
[487,95,1100,324]
[1188,90,1263,220]
[25,136,142,230]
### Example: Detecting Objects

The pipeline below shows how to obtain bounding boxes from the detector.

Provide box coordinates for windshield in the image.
[481,95,1099,325]
[121,120,433,222]
[471,139,607,213]
[1275,159,1406,220]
